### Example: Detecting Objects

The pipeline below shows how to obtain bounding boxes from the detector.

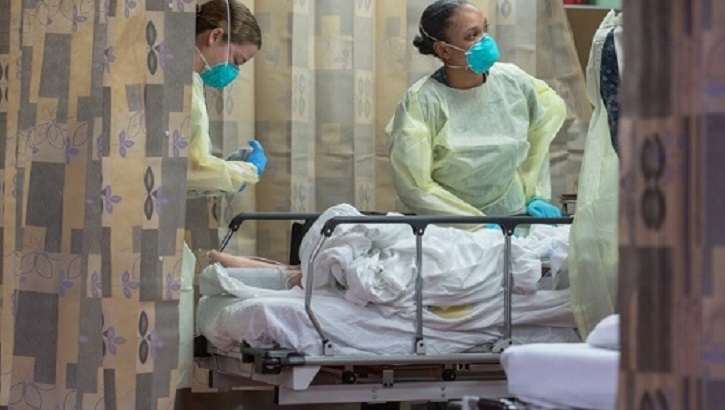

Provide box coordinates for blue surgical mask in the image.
[197,48,240,89]
[196,0,239,89]
[420,25,500,74]
[448,34,500,74]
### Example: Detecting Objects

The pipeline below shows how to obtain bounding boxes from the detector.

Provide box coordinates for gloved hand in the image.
[246,140,267,177]
[526,199,562,218]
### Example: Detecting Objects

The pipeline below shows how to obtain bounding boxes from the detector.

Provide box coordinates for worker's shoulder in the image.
[489,63,539,92]
[399,74,439,102]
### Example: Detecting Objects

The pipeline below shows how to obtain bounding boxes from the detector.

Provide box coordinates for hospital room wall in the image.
[617,0,725,408]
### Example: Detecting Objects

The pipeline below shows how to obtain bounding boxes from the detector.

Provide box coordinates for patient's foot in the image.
[287,269,302,288]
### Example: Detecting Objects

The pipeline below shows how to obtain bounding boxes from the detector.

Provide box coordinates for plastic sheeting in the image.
[567,11,622,339]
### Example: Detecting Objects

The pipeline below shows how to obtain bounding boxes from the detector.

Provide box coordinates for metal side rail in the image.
[219,212,321,252]
[308,215,573,355]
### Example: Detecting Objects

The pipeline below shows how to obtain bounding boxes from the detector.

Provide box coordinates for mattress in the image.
[197,289,581,356]
[500,343,619,410]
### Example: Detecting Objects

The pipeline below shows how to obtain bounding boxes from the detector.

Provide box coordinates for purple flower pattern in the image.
[124,0,136,18]
[118,129,134,157]
[102,46,116,74]
[58,270,73,297]
[102,185,122,213]
[153,187,171,216]
[102,326,127,356]
[71,5,87,32]
[157,42,174,72]
[165,273,181,300]
[172,129,188,158]
[64,137,79,164]
[122,270,140,299]
[147,330,163,361]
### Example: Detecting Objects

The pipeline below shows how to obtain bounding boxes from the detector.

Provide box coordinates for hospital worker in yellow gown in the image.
[188,0,267,193]
[387,0,566,220]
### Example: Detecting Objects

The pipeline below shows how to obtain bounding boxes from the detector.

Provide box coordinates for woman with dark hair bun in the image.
[387,0,567,224]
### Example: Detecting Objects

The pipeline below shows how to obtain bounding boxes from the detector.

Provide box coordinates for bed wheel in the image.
[442,369,457,382]
[342,371,357,384]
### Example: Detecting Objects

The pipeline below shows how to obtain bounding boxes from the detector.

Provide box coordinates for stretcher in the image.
[194,212,575,406]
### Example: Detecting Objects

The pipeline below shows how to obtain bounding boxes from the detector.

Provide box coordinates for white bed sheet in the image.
[198,289,580,356]
[501,343,619,410]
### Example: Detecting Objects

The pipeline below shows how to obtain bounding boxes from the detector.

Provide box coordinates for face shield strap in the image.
[196,47,212,71]
[224,0,232,67]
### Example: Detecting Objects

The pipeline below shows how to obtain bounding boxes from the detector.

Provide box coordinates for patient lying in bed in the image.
[208,202,569,299]
[198,204,578,355]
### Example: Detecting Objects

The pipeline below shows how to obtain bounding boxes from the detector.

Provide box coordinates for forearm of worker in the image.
[187,147,259,192]
[519,77,566,201]
[390,141,483,217]
[394,175,484,216]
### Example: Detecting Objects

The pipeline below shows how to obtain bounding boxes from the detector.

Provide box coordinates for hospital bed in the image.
[193,212,576,406]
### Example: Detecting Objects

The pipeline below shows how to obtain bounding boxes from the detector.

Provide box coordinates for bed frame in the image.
[194,212,574,406]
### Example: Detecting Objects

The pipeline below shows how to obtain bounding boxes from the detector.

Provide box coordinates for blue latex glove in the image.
[526,199,562,218]
[246,140,267,177]
[485,223,519,237]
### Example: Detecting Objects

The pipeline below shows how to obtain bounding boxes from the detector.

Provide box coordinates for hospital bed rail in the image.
[313,215,573,355]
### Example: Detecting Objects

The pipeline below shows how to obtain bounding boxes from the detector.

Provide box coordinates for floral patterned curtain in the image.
[0,0,195,406]
[618,0,725,408]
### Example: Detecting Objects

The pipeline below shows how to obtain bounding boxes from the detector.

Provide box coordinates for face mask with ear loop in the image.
[196,0,240,89]
[419,25,500,74]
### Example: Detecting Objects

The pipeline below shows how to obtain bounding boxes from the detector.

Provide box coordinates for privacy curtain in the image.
[618,0,725,408]
[196,0,590,264]
[0,0,194,407]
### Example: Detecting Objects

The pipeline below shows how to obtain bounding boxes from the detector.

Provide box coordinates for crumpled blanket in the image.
[299,204,570,315]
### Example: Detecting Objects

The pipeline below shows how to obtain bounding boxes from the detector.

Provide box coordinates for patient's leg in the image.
[209,250,302,288]
[208,250,287,269]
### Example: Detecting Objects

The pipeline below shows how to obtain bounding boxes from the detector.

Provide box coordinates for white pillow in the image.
[586,314,620,350]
